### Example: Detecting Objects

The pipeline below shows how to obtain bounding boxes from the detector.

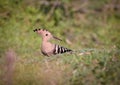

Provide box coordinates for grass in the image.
[0,0,120,85]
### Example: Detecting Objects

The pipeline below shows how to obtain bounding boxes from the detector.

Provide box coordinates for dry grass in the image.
[36,59,72,85]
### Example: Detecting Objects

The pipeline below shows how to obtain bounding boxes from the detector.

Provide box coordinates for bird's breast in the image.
[41,42,55,55]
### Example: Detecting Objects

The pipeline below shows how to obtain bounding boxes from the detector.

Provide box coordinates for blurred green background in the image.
[0,0,120,85]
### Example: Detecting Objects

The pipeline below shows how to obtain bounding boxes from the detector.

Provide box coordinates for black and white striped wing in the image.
[53,44,72,55]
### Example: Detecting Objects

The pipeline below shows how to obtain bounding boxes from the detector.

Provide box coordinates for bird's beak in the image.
[53,36,62,41]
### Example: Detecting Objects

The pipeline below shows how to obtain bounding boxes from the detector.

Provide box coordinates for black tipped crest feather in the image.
[33,28,48,32]
[33,29,37,32]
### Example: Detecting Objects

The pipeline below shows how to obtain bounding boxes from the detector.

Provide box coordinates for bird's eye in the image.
[46,34,48,36]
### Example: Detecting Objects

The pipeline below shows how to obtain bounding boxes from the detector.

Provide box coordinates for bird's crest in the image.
[33,28,62,41]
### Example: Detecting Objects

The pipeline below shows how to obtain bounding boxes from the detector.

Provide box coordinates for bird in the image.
[33,28,72,56]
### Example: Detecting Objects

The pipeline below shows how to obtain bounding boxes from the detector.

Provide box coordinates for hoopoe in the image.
[33,29,72,56]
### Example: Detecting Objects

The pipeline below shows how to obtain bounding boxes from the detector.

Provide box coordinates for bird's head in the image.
[33,29,62,41]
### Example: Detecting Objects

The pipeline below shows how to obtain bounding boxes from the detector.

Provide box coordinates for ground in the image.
[0,0,120,85]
